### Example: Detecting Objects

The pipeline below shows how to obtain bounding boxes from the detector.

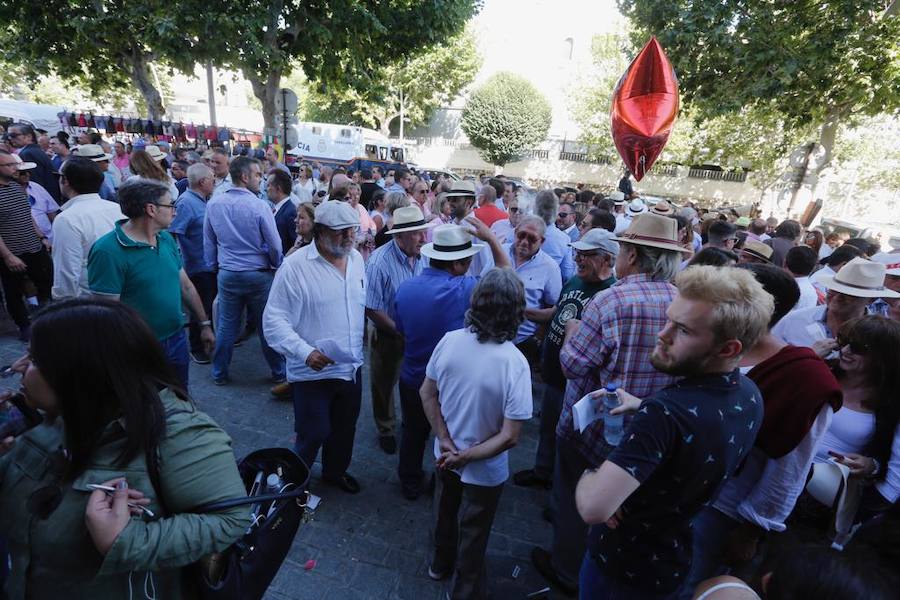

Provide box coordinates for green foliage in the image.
[211,0,482,128]
[302,30,481,135]
[832,115,900,192]
[617,0,900,127]
[461,72,552,167]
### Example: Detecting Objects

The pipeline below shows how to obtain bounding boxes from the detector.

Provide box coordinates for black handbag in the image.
[150,446,310,600]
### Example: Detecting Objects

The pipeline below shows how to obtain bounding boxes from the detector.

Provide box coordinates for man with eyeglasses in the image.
[556,202,580,243]
[5,123,61,203]
[514,229,619,491]
[410,180,433,220]
[490,196,521,244]
[0,150,53,340]
[503,215,562,365]
[88,177,214,387]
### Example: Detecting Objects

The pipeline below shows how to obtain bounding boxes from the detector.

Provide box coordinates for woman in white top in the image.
[368,189,388,234]
[292,164,316,201]
[816,316,900,508]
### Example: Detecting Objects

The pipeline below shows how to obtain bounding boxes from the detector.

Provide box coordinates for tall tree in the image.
[213,0,480,131]
[461,72,552,168]
[617,0,900,212]
[303,30,481,136]
[0,1,204,119]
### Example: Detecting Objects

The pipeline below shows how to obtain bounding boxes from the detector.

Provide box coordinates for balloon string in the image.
[639,155,646,178]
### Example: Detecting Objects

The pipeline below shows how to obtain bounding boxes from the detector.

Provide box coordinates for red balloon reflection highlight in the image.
[610,37,679,181]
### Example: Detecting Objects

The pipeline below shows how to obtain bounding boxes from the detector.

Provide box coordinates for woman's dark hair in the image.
[773,219,801,240]
[844,237,880,257]
[738,263,800,327]
[588,208,616,232]
[837,315,900,477]
[823,243,864,267]
[766,545,894,600]
[369,189,386,211]
[804,229,824,254]
[29,298,186,480]
[465,268,525,343]
[687,247,739,268]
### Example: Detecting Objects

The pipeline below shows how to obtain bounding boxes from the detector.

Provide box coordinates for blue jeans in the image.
[580,553,679,600]
[677,506,739,599]
[161,329,189,389]
[291,370,362,480]
[212,269,285,381]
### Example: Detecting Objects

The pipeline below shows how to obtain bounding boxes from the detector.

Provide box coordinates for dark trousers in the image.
[370,328,403,436]
[534,383,564,479]
[0,249,51,328]
[187,270,217,353]
[432,469,504,600]
[515,336,541,368]
[291,370,362,480]
[398,381,431,485]
[160,329,190,389]
[550,437,593,588]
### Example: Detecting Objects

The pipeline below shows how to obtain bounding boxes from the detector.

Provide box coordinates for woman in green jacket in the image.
[0,298,251,599]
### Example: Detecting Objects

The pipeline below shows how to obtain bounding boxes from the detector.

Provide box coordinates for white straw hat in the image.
[386,205,431,234]
[421,224,484,261]
[818,257,900,298]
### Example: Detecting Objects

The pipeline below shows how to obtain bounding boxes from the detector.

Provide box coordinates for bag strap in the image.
[147,408,306,516]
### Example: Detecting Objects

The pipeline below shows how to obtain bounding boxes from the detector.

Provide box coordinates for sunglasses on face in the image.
[516,231,540,244]
[558,212,572,218]
[508,207,519,213]
[837,336,868,355]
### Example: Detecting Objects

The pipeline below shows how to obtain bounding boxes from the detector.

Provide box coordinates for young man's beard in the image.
[650,345,718,377]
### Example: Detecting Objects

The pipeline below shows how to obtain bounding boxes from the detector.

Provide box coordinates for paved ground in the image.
[0,320,568,600]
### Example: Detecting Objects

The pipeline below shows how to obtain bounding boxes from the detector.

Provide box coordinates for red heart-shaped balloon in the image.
[611,37,680,181]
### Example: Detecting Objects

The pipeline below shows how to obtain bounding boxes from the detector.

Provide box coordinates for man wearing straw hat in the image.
[531,212,690,596]
[773,257,900,356]
[71,143,118,204]
[393,220,509,499]
[365,204,430,455]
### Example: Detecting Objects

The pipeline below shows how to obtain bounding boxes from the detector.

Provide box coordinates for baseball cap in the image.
[570,228,620,255]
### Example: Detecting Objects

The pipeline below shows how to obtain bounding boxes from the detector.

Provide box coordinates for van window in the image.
[312,126,321,135]
[365,144,377,158]
[379,146,388,160]
[391,148,404,162]
[340,129,351,138]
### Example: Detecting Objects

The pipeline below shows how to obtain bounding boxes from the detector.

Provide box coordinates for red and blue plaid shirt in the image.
[557,273,678,467]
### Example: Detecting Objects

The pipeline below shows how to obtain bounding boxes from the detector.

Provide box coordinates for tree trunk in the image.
[247,67,283,132]
[378,112,400,137]
[786,111,839,217]
[127,48,164,120]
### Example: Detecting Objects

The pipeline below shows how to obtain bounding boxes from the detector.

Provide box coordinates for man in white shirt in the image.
[489,196,521,244]
[263,200,366,495]
[207,149,232,195]
[51,158,125,299]
[784,245,820,311]
[421,268,533,598]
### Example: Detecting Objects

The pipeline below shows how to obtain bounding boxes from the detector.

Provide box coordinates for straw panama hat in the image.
[741,240,774,263]
[625,199,648,217]
[649,200,675,216]
[143,145,167,161]
[386,205,431,234]
[613,213,691,254]
[443,180,477,198]
[871,252,900,277]
[608,190,627,204]
[818,257,900,298]
[421,224,484,261]
[71,143,113,162]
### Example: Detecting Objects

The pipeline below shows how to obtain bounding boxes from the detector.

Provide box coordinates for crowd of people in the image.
[0,122,899,599]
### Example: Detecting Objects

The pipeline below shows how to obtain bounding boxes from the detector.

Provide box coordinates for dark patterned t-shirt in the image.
[589,370,762,594]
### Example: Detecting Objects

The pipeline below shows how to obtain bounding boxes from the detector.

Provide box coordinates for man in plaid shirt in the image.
[531,212,690,596]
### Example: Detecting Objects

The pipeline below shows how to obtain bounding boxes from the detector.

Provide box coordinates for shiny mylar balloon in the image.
[610,37,679,181]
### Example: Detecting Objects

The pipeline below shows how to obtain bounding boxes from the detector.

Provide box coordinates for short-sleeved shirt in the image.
[426,328,533,486]
[590,370,763,594]
[395,268,478,388]
[541,275,615,390]
[473,204,507,227]
[26,181,60,242]
[169,189,213,275]
[0,181,42,256]
[365,239,424,323]
[88,220,184,340]
[505,244,562,343]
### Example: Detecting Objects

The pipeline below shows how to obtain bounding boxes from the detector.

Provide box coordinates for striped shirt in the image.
[365,239,424,322]
[557,273,678,466]
[0,181,42,256]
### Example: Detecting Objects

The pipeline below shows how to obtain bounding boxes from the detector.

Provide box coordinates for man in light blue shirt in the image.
[170,163,217,364]
[365,205,428,454]
[534,189,575,281]
[204,156,285,385]
[505,215,562,364]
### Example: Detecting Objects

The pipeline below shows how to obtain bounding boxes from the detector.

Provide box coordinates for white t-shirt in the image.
[793,276,819,311]
[426,328,533,486]
[814,407,875,463]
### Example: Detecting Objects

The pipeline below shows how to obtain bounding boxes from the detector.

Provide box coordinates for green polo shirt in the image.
[88,220,184,340]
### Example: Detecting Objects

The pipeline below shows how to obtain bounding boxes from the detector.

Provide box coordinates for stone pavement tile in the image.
[391,573,445,600]
[267,563,330,600]
[348,562,401,597]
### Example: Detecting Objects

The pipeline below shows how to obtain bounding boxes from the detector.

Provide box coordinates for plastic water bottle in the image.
[602,385,623,445]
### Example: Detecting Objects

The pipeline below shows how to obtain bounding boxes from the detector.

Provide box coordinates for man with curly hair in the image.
[421,268,533,599]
